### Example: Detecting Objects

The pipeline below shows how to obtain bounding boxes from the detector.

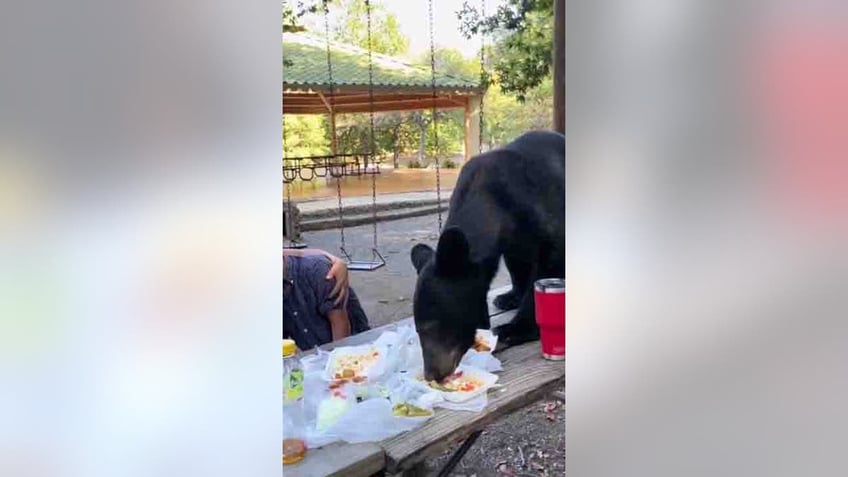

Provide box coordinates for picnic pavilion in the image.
[283,33,486,161]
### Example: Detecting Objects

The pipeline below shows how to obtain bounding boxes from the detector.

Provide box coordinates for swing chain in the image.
[322,0,346,252]
[283,111,294,247]
[478,0,486,152]
[428,0,443,233]
[365,0,379,254]
[285,170,295,246]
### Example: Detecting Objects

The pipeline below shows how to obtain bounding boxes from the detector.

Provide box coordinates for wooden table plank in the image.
[284,441,384,477]
[379,342,565,473]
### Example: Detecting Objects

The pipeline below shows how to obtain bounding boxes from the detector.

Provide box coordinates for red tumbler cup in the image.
[534,278,566,360]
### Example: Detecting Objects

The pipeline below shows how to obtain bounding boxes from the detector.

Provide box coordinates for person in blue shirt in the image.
[283,249,370,350]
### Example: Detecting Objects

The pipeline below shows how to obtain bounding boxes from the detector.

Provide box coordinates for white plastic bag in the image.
[395,324,424,373]
[460,349,503,373]
[320,398,424,443]
[300,325,503,448]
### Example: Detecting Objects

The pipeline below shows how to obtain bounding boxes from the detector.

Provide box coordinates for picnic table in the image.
[286,285,565,477]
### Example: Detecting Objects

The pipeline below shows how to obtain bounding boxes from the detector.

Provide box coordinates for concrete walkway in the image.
[290,189,455,232]
[296,189,454,213]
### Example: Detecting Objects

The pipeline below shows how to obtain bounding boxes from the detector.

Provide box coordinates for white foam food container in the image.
[415,365,499,403]
[323,343,389,382]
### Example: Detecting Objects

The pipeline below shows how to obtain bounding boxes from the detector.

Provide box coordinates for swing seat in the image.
[342,248,386,271]
[283,242,308,249]
[347,260,385,271]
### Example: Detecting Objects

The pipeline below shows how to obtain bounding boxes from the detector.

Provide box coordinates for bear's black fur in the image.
[411,130,565,381]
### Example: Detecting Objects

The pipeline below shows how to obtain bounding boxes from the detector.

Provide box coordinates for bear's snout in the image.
[423,347,463,382]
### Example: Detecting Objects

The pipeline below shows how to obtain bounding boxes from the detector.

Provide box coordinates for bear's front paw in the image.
[493,322,540,347]
[493,289,521,310]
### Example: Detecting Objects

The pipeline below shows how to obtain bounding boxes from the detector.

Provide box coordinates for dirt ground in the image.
[300,214,565,476]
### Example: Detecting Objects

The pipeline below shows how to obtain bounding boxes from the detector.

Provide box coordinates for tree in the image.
[418,47,480,79]
[333,0,409,56]
[283,0,321,33]
[283,115,330,160]
[481,75,553,149]
[458,0,554,102]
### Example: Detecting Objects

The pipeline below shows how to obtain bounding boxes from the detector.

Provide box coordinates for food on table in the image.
[425,371,483,393]
[282,438,307,465]
[392,402,433,417]
[330,349,381,381]
[472,334,491,352]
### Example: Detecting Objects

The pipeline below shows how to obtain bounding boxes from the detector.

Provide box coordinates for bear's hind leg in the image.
[494,252,534,311]
[493,289,540,346]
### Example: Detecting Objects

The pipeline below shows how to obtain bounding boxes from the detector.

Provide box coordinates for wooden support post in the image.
[464,95,482,161]
[553,0,565,134]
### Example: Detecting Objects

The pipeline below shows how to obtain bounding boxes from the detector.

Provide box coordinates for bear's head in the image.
[410,227,490,382]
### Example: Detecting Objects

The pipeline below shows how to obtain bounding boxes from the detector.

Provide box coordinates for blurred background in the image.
[1,1,281,476]
[568,1,848,476]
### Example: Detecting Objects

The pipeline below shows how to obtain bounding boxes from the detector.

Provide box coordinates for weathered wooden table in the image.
[285,285,565,477]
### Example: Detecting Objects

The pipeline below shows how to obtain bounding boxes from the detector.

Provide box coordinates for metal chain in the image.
[323,0,345,251]
[428,0,442,233]
[478,0,486,152]
[365,0,379,253]
[283,119,295,246]
[285,170,295,246]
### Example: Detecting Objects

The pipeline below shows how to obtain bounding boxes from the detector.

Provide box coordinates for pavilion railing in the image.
[282,153,382,183]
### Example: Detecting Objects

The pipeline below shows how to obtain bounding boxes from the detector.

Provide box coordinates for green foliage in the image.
[406,159,422,169]
[283,115,330,160]
[441,159,458,169]
[426,111,465,157]
[481,75,553,149]
[418,47,479,79]
[282,0,321,33]
[458,0,554,102]
[333,0,409,56]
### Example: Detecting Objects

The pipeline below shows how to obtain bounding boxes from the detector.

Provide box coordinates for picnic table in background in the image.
[285,285,566,477]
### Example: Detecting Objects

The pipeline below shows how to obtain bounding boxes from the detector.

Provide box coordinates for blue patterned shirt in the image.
[283,255,370,350]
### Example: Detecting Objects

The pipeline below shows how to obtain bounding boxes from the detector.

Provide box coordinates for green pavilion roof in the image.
[283,33,481,93]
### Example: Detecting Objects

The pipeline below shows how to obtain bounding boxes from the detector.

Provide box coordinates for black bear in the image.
[410,130,565,381]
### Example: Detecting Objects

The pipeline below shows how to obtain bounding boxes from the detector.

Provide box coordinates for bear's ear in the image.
[435,227,470,276]
[411,243,434,274]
